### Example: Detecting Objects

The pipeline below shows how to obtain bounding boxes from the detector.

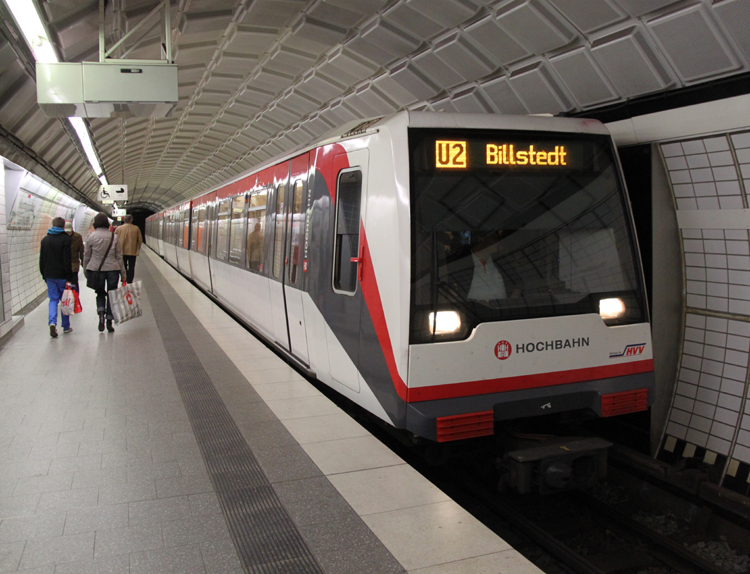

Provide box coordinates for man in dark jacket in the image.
[64,220,84,289]
[40,216,74,337]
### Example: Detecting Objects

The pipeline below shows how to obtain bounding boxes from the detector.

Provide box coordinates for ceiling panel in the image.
[0,0,747,210]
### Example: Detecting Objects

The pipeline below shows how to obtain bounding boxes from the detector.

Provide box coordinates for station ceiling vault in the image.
[0,0,748,212]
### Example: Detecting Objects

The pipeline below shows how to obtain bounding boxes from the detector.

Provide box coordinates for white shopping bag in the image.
[108,281,143,324]
[60,284,76,315]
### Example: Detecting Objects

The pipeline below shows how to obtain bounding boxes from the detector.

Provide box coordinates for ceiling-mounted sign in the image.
[99,184,127,204]
[112,207,127,217]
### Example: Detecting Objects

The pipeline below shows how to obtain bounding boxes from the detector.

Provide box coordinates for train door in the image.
[326,149,369,392]
[269,171,292,351]
[283,155,311,364]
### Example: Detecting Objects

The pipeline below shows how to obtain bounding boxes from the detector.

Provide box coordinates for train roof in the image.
[155,111,610,214]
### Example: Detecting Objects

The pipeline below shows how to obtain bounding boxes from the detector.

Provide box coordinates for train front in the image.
[405,119,654,451]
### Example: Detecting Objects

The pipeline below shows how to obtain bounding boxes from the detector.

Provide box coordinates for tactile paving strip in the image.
[143,272,324,574]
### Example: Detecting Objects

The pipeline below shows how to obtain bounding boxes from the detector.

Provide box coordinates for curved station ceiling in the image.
[0,0,748,212]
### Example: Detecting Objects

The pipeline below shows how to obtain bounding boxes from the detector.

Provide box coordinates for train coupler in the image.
[502,437,611,495]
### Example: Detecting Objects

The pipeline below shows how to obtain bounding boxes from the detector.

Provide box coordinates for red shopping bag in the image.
[72,287,82,314]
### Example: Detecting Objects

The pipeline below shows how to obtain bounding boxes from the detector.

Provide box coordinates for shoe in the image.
[63,327,73,334]
[106,320,114,333]
[49,324,57,338]
[98,311,105,332]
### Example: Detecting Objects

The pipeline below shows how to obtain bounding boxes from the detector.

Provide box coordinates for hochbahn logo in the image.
[495,337,590,360]
[610,343,646,358]
[495,340,512,360]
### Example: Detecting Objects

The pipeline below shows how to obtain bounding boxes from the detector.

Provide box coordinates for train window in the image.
[215,199,231,261]
[289,180,306,284]
[228,195,246,265]
[272,184,286,279]
[246,189,267,272]
[190,207,199,251]
[333,170,362,293]
[196,206,206,254]
[182,209,190,248]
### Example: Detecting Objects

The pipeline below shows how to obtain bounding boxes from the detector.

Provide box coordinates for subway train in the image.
[146,112,655,478]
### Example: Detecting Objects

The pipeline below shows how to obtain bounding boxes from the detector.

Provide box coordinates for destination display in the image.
[431,137,587,171]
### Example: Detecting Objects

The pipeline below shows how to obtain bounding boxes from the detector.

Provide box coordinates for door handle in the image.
[350,257,364,281]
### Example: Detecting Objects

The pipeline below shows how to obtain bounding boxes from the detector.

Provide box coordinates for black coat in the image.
[40,232,73,281]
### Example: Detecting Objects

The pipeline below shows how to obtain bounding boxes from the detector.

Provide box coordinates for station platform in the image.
[0,247,541,574]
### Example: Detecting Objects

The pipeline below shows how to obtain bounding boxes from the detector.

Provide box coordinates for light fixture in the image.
[429,311,461,335]
[599,298,626,321]
[5,0,106,186]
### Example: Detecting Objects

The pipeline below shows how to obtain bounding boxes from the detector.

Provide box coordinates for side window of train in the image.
[246,188,267,272]
[289,180,306,284]
[215,199,231,261]
[333,170,362,294]
[272,183,286,279]
[196,206,206,254]
[177,211,184,248]
[184,209,191,248]
[228,195,246,265]
[190,208,199,251]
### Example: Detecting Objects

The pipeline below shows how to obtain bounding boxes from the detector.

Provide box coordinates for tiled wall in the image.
[5,171,81,314]
[659,131,750,494]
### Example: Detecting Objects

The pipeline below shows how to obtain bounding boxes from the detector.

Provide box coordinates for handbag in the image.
[60,284,76,315]
[108,280,143,324]
[73,287,82,314]
[86,232,115,290]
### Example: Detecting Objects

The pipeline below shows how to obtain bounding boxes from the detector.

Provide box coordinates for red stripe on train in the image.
[407,360,654,402]
[359,226,408,401]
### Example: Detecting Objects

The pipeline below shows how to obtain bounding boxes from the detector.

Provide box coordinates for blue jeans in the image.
[46,278,70,330]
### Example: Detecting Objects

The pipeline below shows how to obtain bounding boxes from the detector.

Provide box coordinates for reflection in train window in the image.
[228,195,246,265]
[215,199,230,261]
[273,184,286,279]
[246,189,267,272]
[333,170,362,293]
[289,180,306,284]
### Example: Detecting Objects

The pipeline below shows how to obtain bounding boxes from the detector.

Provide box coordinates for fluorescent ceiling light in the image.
[5,0,107,187]
[5,0,57,63]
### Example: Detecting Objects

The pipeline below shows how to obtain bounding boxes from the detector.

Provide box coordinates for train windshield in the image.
[409,128,646,344]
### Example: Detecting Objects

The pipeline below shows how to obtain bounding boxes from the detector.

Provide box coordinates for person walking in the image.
[84,212,126,333]
[115,214,143,284]
[39,216,74,338]
[64,221,84,291]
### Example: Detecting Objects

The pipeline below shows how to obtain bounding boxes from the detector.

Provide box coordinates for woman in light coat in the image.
[84,212,126,332]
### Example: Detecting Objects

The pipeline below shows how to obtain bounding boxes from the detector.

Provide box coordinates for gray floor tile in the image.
[0,494,40,519]
[274,476,355,526]
[0,540,25,572]
[186,493,223,518]
[155,474,213,499]
[93,523,163,558]
[76,437,128,457]
[15,565,55,573]
[0,512,66,542]
[64,504,129,534]
[199,538,243,574]
[125,461,181,483]
[300,515,405,574]
[37,487,98,513]
[0,476,18,498]
[28,443,80,460]
[253,444,323,484]
[161,513,230,548]
[128,497,192,526]
[18,532,95,569]
[72,466,128,490]
[130,544,206,574]
[13,472,73,497]
[48,454,102,475]
[53,553,130,574]
[98,480,157,506]
[0,459,52,481]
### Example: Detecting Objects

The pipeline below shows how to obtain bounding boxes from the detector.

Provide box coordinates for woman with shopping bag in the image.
[84,212,126,333]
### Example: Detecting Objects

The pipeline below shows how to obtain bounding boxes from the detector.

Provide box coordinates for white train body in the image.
[147,111,654,442]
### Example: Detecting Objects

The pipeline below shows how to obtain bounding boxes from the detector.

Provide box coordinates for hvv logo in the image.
[610,343,646,358]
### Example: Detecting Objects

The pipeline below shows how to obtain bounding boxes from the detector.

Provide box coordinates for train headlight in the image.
[599,298,626,321]
[429,311,461,335]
